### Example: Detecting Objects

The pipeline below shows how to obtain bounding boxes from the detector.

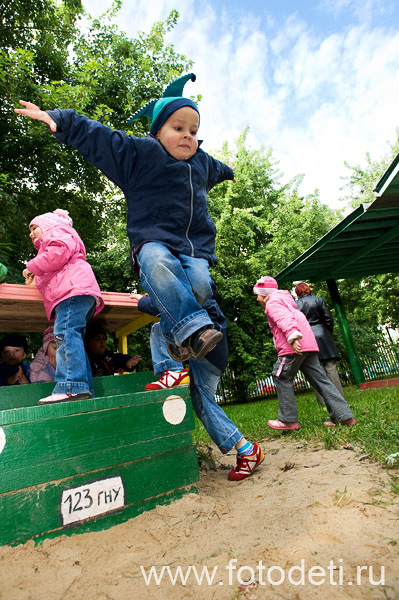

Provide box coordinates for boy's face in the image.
[155,106,199,160]
[87,334,107,356]
[1,345,26,366]
[29,224,43,242]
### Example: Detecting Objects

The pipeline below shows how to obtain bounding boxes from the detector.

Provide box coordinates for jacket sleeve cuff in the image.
[287,331,302,343]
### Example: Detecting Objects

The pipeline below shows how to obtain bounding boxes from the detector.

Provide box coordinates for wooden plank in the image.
[0,283,156,333]
[0,397,195,492]
[0,371,190,413]
[0,446,199,547]
[0,432,194,494]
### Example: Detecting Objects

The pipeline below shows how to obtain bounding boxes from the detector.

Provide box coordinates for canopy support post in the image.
[326,278,365,386]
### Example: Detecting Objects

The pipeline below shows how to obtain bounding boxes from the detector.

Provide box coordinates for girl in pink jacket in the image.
[253,276,355,430]
[23,209,104,404]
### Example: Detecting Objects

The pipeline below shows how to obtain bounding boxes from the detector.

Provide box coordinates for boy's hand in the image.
[8,366,29,385]
[129,292,147,309]
[15,100,57,132]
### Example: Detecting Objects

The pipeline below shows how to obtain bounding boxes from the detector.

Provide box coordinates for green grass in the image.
[192,385,399,466]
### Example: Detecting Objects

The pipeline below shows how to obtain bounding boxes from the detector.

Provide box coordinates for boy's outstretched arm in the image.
[14,100,57,132]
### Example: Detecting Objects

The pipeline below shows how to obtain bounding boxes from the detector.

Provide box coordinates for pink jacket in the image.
[26,224,104,321]
[265,290,319,356]
[30,348,55,383]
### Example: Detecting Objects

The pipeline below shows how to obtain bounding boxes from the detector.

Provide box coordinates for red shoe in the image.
[228,443,265,481]
[324,417,356,427]
[267,419,300,431]
[144,369,190,391]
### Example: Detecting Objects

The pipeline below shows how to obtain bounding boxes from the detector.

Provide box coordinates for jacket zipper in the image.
[185,163,195,256]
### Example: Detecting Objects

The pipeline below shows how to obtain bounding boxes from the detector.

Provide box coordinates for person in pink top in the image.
[30,326,57,383]
[22,209,104,404]
[253,276,355,430]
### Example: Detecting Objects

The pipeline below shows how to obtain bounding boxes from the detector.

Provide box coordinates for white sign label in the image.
[61,476,125,525]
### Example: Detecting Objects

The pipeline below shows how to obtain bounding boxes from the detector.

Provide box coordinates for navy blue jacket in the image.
[48,109,234,264]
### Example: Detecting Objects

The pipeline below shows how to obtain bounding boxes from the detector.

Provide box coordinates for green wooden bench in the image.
[0,372,199,546]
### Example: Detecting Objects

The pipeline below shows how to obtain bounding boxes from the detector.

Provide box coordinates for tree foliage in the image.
[1,0,192,285]
[207,132,343,391]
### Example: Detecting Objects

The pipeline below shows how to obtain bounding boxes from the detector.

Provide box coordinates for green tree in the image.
[1,1,192,285]
[207,132,342,395]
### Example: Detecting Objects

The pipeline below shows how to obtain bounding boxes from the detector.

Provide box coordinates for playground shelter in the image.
[275,152,399,386]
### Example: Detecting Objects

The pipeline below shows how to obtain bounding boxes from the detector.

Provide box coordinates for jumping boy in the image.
[15,74,234,362]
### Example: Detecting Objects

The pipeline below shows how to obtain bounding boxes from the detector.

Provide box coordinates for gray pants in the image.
[314,359,345,406]
[272,351,354,424]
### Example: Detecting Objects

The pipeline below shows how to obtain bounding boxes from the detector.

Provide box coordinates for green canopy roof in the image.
[276,153,399,283]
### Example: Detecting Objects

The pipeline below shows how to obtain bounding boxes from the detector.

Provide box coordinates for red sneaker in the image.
[228,443,265,481]
[144,369,190,391]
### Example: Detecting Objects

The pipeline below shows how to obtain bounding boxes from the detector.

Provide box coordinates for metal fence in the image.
[216,339,399,405]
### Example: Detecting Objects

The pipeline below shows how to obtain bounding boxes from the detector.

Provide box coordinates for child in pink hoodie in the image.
[23,209,104,404]
[30,326,57,383]
[253,276,355,430]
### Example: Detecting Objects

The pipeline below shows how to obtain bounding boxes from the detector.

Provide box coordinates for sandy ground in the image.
[0,439,398,600]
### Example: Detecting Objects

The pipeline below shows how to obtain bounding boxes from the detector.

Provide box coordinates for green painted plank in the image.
[0,371,164,411]
[0,446,199,546]
[0,396,195,491]
[0,384,191,426]
[0,431,193,494]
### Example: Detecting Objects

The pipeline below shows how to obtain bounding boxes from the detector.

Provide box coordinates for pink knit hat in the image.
[30,209,73,233]
[253,276,279,296]
[42,326,55,354]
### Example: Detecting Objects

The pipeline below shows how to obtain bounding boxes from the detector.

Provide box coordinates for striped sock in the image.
[237,440,255,456]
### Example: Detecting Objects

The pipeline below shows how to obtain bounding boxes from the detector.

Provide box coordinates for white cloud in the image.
[80,0,399,209]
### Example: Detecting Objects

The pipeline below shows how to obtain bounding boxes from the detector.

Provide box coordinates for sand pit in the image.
[0,439,398,599]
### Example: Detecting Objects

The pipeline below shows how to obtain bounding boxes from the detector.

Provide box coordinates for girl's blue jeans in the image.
[137,242,213,346]
[52,295,96,396]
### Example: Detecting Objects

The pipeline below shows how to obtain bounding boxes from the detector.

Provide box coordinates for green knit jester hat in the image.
[127,73,199,134]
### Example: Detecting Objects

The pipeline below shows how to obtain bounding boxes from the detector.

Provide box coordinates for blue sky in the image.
[80,0,399,209]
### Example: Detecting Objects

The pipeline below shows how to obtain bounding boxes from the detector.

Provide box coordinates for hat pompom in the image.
[53,209,73,227]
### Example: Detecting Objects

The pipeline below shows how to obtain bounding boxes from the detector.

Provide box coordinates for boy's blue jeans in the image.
[150,322,183,377]
[137,242,213,346]
[52,295,96,396]
[189,358,243,454]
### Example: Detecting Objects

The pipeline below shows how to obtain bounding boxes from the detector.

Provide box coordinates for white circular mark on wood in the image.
[162,395,186,425]
[0,428,5,454]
